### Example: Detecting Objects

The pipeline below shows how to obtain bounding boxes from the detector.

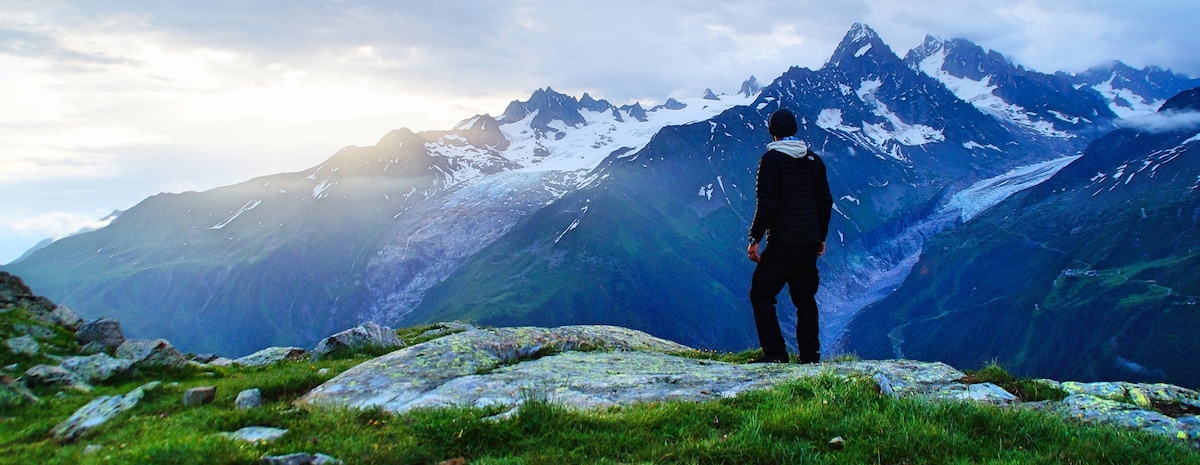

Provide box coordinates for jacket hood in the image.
[766,139,809,158]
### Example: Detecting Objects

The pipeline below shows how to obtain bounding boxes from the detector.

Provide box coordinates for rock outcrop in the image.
[298,325,1200,444]
[310,321,405,361]
[235,346,309,367]
[76,318,125,354]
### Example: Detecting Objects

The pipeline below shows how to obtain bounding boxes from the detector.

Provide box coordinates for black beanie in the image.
[768,109,798,138]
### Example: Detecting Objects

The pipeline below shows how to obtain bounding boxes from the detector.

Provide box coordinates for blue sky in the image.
[1,0,1198,264]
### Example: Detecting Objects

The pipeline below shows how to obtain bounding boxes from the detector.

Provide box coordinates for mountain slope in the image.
[4,85,753,356]
[906,35,1116,144]
[844,87,1200,387]
[1060,61,1200,118]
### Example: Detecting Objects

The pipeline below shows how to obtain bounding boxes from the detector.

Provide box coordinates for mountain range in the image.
[5,24,1199,387]
[844,87,1200,387]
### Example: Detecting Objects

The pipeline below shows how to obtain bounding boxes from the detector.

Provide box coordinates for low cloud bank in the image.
[1117,110,1200,133]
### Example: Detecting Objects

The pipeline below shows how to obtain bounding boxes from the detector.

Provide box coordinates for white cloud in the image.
[1117,110,1200,134]
[10,209,112,239]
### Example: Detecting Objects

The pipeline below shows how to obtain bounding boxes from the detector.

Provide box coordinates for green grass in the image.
[2,348,1197,465]
[964,361,1068,402]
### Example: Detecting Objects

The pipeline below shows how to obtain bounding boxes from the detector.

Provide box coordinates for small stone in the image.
[828,436,846,450]
[2,363,17,372]
[260,452,344,465]
[219,426,287,443]
[236,388,263,409]
[5,335,40,356]
[873,372,895,398]
[82,444,103,455]
[183,386,217,407]
[317,368,330,376]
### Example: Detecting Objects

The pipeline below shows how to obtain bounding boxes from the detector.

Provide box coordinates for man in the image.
[747,108,833,364]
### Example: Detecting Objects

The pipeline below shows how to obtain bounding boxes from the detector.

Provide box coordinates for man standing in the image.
[747,108,833,364]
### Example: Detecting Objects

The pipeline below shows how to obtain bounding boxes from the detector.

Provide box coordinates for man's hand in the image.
[818,241,826,257]
[748,242,761,262]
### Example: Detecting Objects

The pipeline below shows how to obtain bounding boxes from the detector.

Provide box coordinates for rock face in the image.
[310,321,404,361]
[298,325,1200,444]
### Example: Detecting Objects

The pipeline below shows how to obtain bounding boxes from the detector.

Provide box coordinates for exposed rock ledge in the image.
[296,325,1200,443]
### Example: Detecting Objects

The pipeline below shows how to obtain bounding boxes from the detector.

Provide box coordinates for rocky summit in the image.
[298,325,1200,443]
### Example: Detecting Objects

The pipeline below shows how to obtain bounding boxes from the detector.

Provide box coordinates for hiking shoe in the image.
[749,354,790,364]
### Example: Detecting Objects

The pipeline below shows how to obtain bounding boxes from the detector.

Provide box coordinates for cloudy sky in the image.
[1,0,1198,264]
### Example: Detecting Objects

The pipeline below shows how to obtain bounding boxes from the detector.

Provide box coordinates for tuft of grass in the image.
[824,352,861,363]
[671,348,763,364]
[396,323,476,347]
[964,360,1068,402]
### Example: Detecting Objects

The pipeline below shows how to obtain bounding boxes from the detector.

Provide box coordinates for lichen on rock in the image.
[297,325,963,418]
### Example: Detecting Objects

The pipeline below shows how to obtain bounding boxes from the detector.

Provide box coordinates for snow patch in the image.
[817,109,858,133]
[553,205,590,244]
[209,200,262,230]
[312,178,335,199]
[919,49,1070,139]
[963,141,1002,151]
[854,79,945,159]
[1092,75,1164,119]
[854,44,872,57]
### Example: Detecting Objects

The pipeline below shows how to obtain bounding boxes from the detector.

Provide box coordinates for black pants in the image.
[750,242,821,362]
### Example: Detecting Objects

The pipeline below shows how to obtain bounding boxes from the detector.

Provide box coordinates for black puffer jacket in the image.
[749,141,833,245]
